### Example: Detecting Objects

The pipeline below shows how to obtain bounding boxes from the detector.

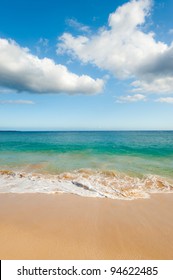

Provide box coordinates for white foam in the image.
[0,169,173,200]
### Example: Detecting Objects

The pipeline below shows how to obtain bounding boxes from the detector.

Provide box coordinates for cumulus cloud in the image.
[0,38,104,94]
[0,99,35,104]
[116,94,146,103]
[131,76,173,93]
[155,97,173,103]
[57,0,173,94]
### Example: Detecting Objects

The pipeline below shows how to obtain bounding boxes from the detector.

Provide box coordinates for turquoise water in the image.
[0,131,173,198]
[0,131,173,177]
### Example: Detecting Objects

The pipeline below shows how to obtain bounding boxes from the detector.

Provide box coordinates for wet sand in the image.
[0,193,173,260]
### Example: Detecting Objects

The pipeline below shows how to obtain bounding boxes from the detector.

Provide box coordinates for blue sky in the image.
[0,0,173,130]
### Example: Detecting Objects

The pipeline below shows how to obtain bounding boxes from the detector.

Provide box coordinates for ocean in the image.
[0,131,173,199]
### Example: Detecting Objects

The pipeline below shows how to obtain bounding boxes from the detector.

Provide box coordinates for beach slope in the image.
[0,193,173,259]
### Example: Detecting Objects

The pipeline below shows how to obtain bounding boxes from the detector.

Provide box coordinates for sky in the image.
[0,0,173,130]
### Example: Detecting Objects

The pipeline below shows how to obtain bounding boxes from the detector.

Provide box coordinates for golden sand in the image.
[0,193,173,259]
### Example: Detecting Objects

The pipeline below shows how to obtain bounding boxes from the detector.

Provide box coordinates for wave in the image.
[0,169,173,200]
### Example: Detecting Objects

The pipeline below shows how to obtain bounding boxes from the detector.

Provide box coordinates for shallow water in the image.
[0,131,173,199]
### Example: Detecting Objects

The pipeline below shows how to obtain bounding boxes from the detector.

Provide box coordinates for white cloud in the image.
[0,38,104,95]
[155,97,173,104]
[116,94,146,103]
[131,76,173,93]
[57,0,173,94]
[0,99,35,104]
[66,19,90,33]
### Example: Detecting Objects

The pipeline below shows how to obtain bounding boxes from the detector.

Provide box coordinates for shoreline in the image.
[1,169,173,199]
[0,193,173,259]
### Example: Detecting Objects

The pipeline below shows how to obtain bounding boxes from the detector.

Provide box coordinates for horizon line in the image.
[0,129,173,132]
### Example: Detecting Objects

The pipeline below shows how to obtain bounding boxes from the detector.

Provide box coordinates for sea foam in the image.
[0,169,173,200]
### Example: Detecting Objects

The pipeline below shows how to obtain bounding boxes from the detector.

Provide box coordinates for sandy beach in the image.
[0,193,173,260]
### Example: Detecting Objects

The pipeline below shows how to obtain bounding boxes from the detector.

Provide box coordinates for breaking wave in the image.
[0,169,173,200]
